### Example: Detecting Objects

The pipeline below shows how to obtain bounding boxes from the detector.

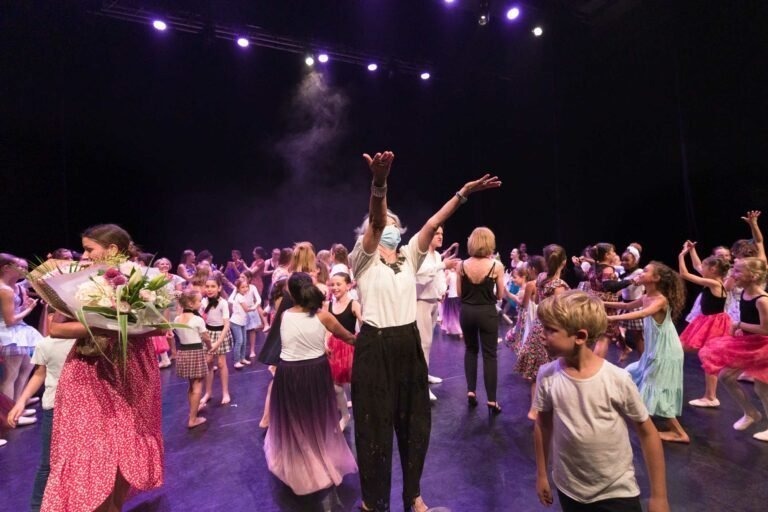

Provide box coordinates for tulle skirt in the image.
[0,321,43,348]
[680,312,731,351]
[440,297,462,336]
[264,356,357,495]
[327,335,354,384]
[699,334,768,383]
[246,311,262,330]
[151,335,169,355]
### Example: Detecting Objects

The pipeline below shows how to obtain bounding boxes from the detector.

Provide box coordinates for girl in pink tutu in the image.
[699,257,768,441]
[327,272,361,431]
[679,242,732,408]
[264,272,357,496]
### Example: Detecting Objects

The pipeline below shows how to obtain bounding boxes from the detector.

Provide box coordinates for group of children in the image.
[3,208,768,512]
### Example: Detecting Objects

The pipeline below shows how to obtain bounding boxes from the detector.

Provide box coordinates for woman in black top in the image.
[458,227,507,415]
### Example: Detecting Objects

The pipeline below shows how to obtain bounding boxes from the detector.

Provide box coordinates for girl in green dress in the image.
[605,261,689,443]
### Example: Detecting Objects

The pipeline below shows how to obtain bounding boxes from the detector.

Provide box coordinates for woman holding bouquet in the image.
[43,224,163,512]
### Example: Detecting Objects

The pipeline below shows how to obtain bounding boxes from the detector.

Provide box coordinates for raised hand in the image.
[362,151,394,185]
[741,210,762,225]
[459,174,502,196]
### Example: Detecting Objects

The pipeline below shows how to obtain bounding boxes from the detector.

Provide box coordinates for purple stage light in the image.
[420,72,431,80]
[367,63,378,71]
[152,20,167,31]
[237,37,249,48]
[532,26,543,37]
[444,0,456,4]
[506,7,520,20]
[318,53,329,63]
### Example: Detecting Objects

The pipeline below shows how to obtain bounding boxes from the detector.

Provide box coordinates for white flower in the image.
[119,262,140,276]
[97,297,113,308]
[139,289,157,302]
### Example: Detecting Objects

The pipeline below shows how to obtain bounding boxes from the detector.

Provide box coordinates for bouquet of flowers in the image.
[27,257,180,362]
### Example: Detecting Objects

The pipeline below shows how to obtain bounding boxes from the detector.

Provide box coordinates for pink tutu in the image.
[327,335,354,384]
[680,312,731,351]
[151,335,169,355]
[699,333,768,382]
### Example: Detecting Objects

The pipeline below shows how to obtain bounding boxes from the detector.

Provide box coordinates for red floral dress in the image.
[42,335,163,512]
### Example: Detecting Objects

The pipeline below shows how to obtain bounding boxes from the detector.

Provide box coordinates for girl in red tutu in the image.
[327,272,361,431]
[44,224,163,512]
[678,242,732,408]
[699,257,768,442]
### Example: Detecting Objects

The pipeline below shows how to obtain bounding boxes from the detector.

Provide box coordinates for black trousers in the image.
[558,490,643,512]
[352,322,431,512]
[460,303,499,402]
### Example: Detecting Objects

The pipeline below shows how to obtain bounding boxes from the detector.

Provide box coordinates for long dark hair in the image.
[649,261,686,321]
[288,272,324,316]
[81,224,138,257]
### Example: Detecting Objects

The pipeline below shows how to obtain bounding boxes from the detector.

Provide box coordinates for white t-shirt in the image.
[229,294,249,326]
[173,315,207,346]
[350,234,427,328]
[534,359,649,503]
[279,311,327,361]
[201,297,229,327]
[31,337,76,410]
[415,250,447,301]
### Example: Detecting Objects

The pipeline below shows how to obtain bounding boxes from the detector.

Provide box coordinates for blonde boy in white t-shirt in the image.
[533,290,669,512]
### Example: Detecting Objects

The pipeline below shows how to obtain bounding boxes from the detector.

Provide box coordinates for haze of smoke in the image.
[275,71,349,184]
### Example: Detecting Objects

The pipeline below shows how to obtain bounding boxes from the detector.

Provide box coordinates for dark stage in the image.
[3,327,768,512]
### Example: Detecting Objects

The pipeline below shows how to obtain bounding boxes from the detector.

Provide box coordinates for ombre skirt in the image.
[264,355,357,495]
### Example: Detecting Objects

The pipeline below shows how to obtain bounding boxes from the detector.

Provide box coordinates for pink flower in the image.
[110,275,127,286]
[104,268,120,279]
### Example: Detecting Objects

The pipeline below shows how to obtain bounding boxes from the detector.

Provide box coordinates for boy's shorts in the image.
[557,489,642,512]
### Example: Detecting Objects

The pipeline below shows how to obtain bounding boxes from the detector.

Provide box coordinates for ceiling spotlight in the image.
[420,72,431,80]
[532,26,543,37]
[478,0,490,26]
[236,37,249,48]
[445,0,456,3]
[367,63,378,71]
[152,20,167,31]
[506,7,520,20]
[305,55,315,67]
[318,53,329,63]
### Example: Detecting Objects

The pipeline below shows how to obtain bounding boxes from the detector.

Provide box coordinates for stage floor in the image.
[3,328,768,511]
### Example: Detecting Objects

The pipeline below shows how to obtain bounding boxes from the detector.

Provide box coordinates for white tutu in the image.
[0,321,43,348]
[246,311,262,330]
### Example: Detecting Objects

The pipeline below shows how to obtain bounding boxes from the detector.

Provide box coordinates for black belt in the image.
[179,343,203,351]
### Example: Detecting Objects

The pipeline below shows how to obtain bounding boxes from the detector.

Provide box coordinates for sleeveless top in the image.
[279,311,328,361]
[460,261,497,306]
[739,291,768,325]
[700,286,727,315]
[331,300,357,333]
[537,273,570,303]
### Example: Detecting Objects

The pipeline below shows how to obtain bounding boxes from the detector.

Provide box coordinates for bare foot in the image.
[659,431,690,444]
[221,396,231,406]
[188,417,207,429]
[200,394,209,405]
[197,401,207,412]
[412,496,429,512]
[527,408,538,421]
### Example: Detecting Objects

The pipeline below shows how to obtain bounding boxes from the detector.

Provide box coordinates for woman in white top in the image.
[350,150,501,512]
[263,272,356,499]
